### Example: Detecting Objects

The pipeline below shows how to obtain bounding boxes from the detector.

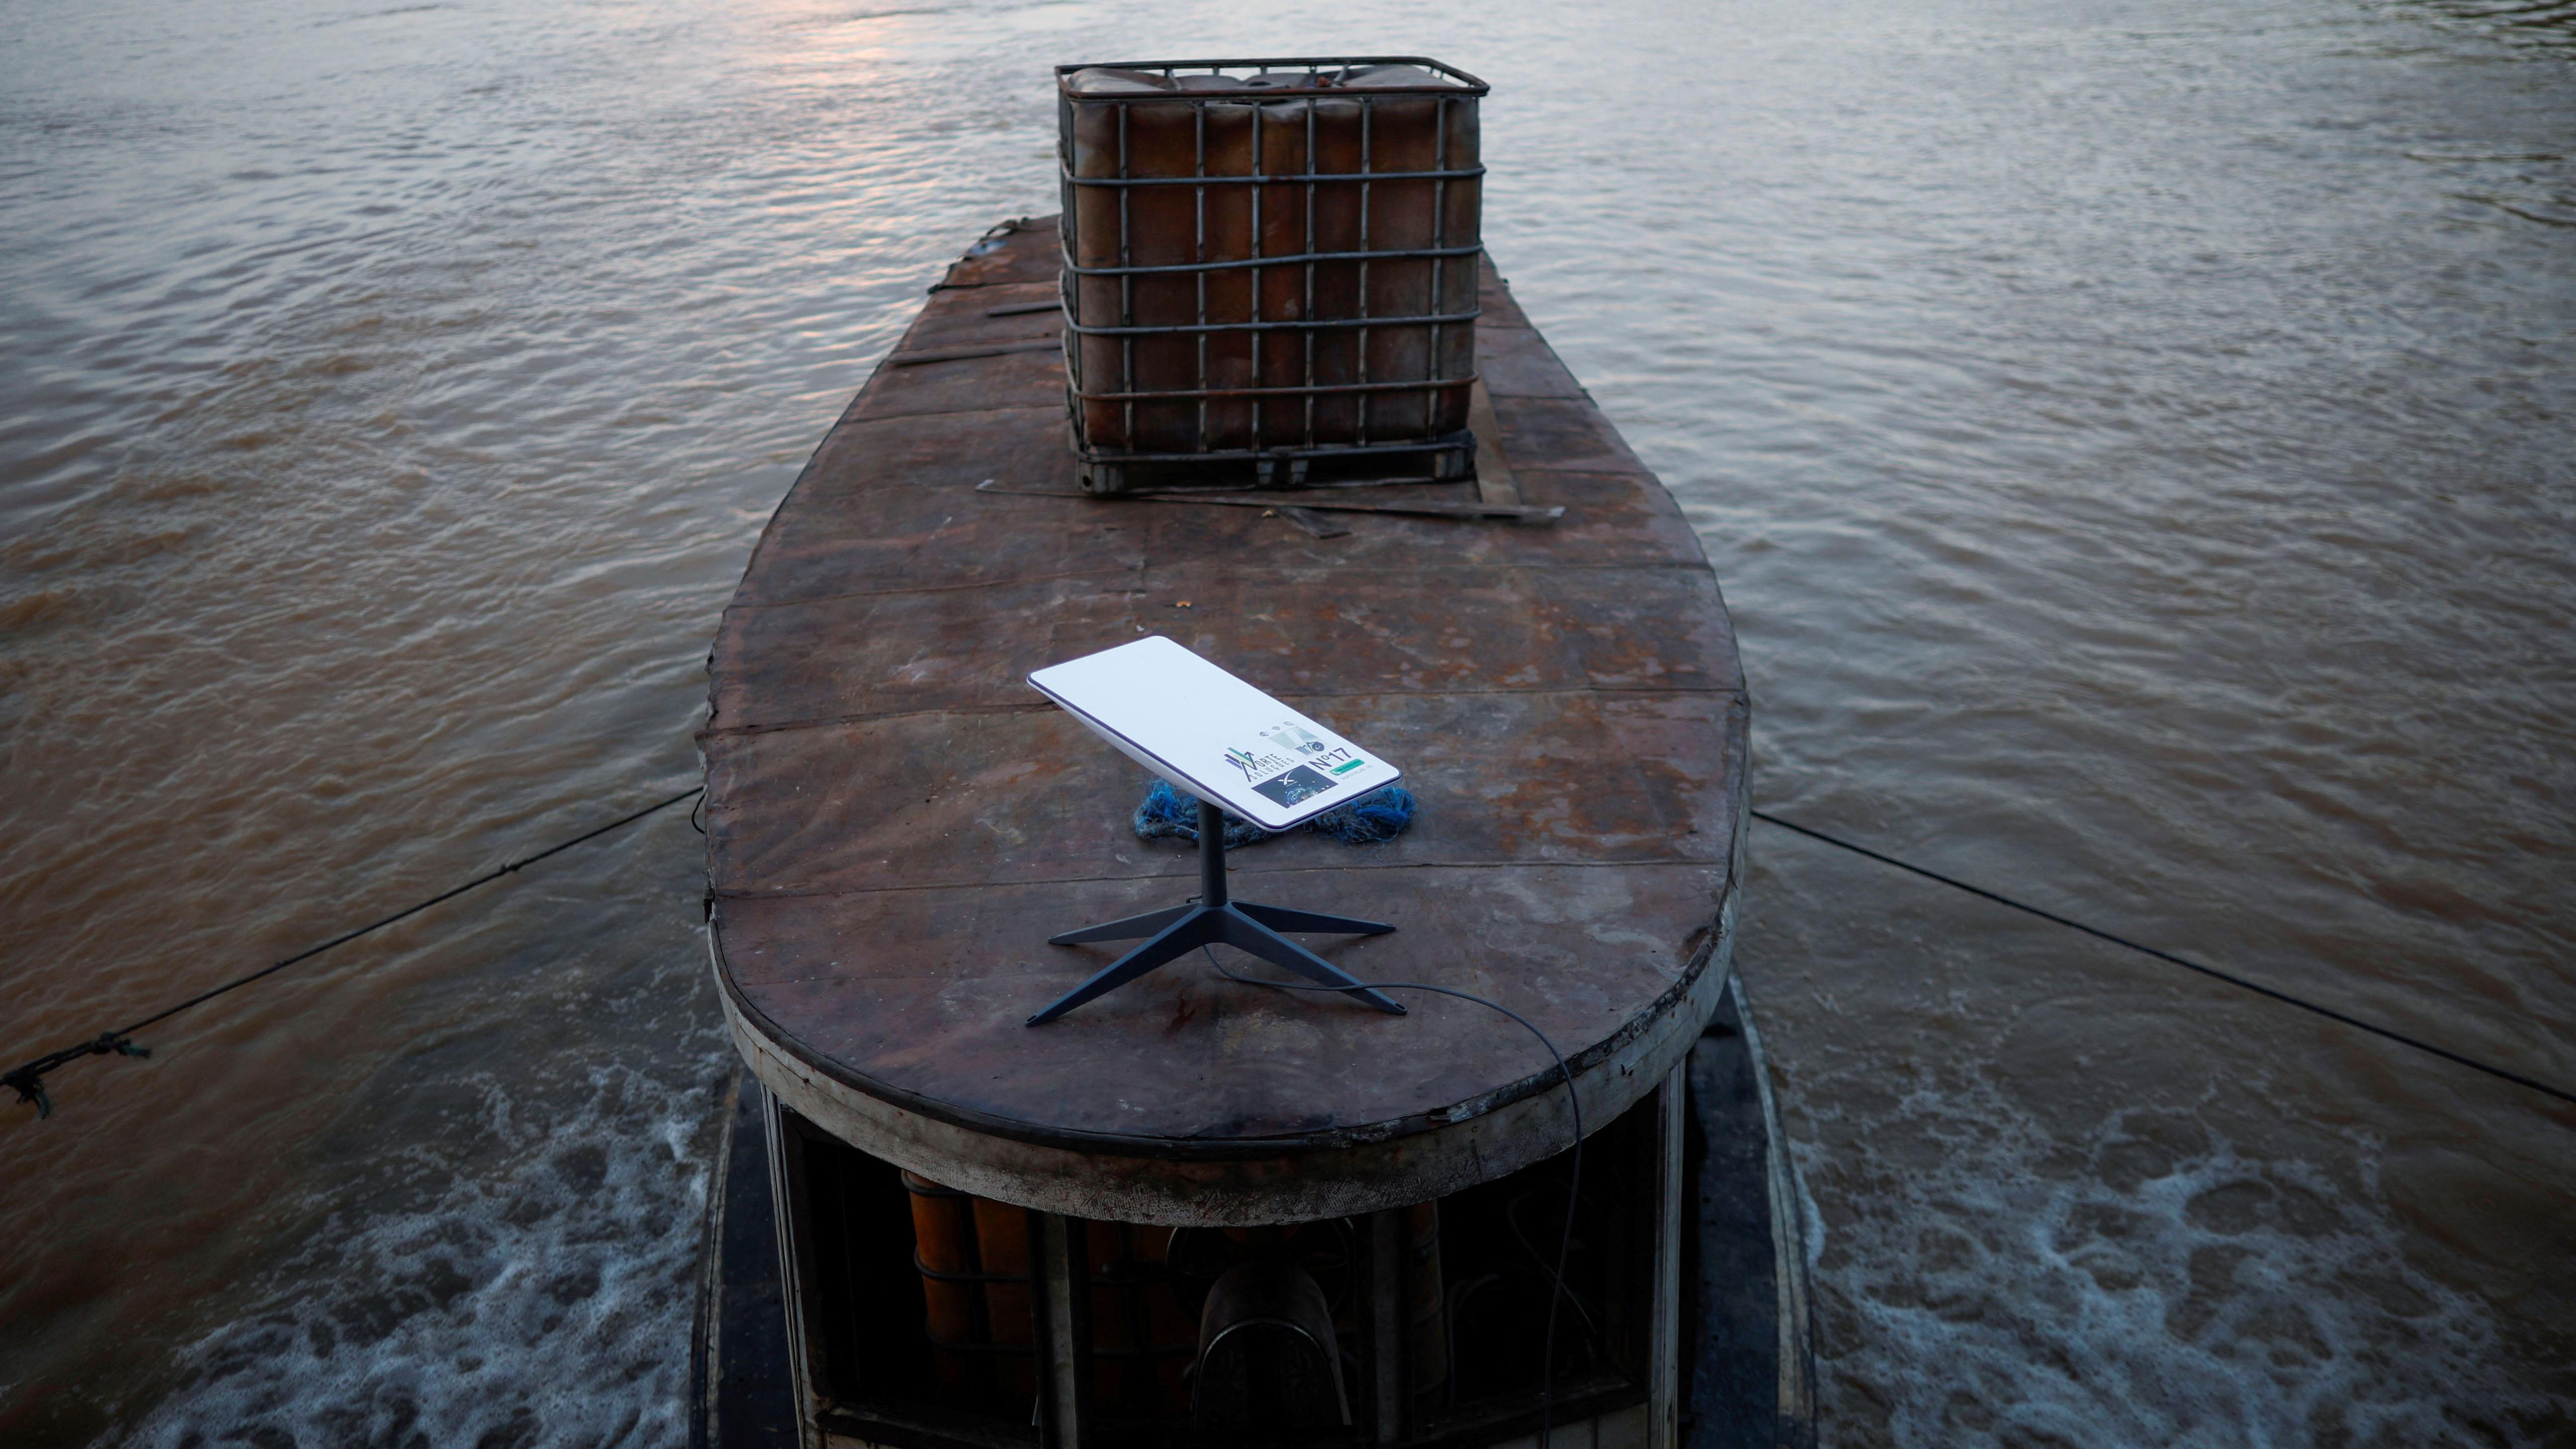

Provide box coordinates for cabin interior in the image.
[762,1079,1686,1449]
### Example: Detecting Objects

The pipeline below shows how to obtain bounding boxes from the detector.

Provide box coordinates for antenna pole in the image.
[1199,799,1230,907]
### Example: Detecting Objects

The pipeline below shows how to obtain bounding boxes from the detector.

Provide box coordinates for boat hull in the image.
[694,975,1816,1448]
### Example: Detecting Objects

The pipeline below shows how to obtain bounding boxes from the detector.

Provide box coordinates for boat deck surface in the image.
[702,217,1750,1219]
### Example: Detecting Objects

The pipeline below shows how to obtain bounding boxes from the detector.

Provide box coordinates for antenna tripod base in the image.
[1027,800,1402,1026]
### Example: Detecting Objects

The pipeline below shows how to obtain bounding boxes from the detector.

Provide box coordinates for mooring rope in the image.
[1750,809,2576,1109]
[3,786,704,1120]
[14,786,2561,1124]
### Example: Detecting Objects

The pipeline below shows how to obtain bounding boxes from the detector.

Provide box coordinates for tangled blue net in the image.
[1133,778,1416,849]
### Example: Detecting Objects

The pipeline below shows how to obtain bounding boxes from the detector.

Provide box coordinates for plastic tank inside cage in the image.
[1057,58,1487,493]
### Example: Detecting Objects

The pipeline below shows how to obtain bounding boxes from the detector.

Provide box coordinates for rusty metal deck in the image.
[703,217,1750,1224]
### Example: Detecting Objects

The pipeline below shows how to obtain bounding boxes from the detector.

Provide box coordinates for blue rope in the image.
[1133,779,1416,849]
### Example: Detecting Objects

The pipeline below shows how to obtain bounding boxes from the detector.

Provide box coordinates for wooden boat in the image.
[687,217,1812,1449]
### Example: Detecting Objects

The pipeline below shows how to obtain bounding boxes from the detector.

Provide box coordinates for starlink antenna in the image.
[1023,636,1406,1026]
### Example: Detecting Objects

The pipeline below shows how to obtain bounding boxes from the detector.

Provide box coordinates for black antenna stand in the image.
[1027,799,1404,1026]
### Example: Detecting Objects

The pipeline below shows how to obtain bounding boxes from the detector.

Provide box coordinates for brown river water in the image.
[3,0,2570,1444]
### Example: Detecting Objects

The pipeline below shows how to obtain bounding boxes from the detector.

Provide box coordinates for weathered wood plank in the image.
[705,690,1747,895]
[709,565,1741,732]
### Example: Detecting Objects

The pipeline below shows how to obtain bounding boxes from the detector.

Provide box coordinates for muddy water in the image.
[2,0,2569,1443]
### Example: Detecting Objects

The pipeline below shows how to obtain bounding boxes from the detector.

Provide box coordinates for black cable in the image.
[1198,945,1585,1448]
[1750,808,2576,1109]
[5,785,705,1119]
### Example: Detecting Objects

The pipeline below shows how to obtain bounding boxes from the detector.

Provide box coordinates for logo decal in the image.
[1252,765,1338,808]
[1224,721,1369,805]
[1264,723,1328,756]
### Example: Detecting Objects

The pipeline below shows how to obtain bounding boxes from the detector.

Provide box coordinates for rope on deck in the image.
[3,786,704,1120]
[1134,778,1417,849]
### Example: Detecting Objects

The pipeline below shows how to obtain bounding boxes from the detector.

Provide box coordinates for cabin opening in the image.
[765,1080,1684,1449]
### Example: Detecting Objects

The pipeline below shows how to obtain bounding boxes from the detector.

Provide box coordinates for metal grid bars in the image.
[1057,57,1488,493]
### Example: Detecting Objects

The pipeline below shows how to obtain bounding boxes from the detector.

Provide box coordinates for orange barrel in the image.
[902,1170,981,1400]
[903,1171,1037,1408]
[970,1195,1038,1402]
[905,1180,1197,1421]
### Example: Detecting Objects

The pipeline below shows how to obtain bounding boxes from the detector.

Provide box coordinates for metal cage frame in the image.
[1055,57,1491,492]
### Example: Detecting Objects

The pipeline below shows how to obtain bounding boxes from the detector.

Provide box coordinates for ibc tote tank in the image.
[1057,59,1487,493]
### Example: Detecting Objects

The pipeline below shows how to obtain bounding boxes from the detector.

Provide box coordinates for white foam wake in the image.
[118,1061,723,1449]
[1794,1074,2551,1447]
